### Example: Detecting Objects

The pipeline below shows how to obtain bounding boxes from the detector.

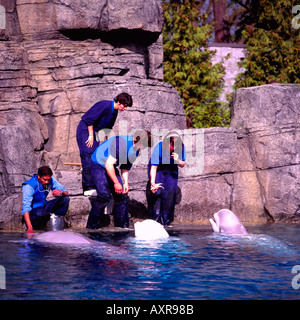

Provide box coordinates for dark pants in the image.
[86,161,129,229]
[29,196,70,230]
[76,121,99,191]
[147,169,178,226]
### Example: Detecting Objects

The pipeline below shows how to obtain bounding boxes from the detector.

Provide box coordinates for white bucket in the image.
[46,214,67,231]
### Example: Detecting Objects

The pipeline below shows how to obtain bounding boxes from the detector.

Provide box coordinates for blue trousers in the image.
[86,161,129,229]
[29,196,70,230]
[76,120,99,191]
[148,169,178,226]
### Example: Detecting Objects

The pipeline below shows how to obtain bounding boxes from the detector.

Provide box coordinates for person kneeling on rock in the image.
[21,166,70,233]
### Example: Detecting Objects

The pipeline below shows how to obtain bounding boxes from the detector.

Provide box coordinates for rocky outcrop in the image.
[175,84,300,224]
[0,0,186,229]
[0,1,299,229]
[229,84,300,222]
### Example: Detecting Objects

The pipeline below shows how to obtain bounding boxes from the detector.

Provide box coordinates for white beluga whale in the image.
[134,219,169,240]
[34,230,93,244]
[209,209,248,235]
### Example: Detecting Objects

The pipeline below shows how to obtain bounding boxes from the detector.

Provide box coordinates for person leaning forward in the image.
[86,130,151,229]
[21,166,70,233]
[76,92,133,195]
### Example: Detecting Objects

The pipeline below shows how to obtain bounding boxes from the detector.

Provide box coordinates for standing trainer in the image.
[76,92,133,195]
[147,132,186,226]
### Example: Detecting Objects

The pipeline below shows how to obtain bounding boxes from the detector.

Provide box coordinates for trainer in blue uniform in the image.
[86,131,150,229]
[22,166,70,233]
[147,132,186,226]
[76,92,133,194]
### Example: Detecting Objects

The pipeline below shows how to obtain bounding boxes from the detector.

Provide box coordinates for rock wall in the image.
[175,84,300,224]
[0,1,299,229]
[0,0,186,229]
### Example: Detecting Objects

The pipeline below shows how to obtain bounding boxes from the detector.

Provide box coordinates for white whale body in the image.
[209,209,248,235]
[134,219,169,240]
[34,230,93,244]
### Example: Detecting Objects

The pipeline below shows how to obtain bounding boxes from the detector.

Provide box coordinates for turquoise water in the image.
[0,223,300,300]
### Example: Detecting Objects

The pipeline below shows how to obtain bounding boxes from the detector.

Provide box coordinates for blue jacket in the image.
[21,174,67,215]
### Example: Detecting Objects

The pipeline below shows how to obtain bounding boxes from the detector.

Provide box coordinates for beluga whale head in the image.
[134,219,169,240]
[209,209,248,235]
[34,230,93,244]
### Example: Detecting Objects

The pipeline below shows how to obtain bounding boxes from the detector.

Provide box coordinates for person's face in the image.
[116,101,128,112]
[138,143,147,151]
[170,139,175,153]
[37,175,51,187]
[133,141,143,152]
[168,137,180,154]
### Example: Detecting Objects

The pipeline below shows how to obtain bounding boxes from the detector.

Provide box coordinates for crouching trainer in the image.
[86,130,150,229]
[22,166,70,233]
[147,132,186,226]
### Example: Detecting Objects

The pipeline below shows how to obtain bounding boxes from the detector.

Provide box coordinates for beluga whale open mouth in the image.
[209,209,248,235]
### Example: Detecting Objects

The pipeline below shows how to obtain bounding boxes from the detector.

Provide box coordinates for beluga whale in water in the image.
[34,230,93,244]
[134,219,169,240]
[209,209,248,235]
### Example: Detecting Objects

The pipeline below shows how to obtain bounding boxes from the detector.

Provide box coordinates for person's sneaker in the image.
[83,189,97,197]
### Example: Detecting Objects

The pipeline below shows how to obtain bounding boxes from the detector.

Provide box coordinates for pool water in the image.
[0,223,300,300]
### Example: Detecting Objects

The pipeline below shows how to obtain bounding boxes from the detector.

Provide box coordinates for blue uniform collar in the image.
[112,101,117,114]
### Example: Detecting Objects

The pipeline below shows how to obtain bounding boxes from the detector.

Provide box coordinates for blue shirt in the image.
[21,175,67,215]
[81,100,117,132]
[148,141,186,175]
[91,135,140,171]
[150,141,186,165]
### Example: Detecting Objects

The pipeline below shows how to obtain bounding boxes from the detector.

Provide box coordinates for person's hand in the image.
[150,183,158,193]
[150,183,164,193]
[114,182,123,194]
[52,189,63,197]
[123,182,129,194]
[170,152,179,162]
[26,228,34,234]
[85,135,94,148]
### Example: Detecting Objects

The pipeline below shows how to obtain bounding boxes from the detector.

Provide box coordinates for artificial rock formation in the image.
[175,84,300,224]
[0,1,299,229]
[230,84,300,222]
[0,0,185,228]
[0,0,186,229]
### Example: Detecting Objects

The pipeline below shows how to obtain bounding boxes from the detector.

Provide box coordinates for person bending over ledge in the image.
[76,92,133,195]
[86,130,151,229]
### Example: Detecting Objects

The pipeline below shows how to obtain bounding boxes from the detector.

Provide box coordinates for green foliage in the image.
[234,0,300,89]
[162,0,230,128]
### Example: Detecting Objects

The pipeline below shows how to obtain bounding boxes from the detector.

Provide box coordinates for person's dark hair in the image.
[114,92,133,107]
[38,166,53,177]
[162,131,183,154]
